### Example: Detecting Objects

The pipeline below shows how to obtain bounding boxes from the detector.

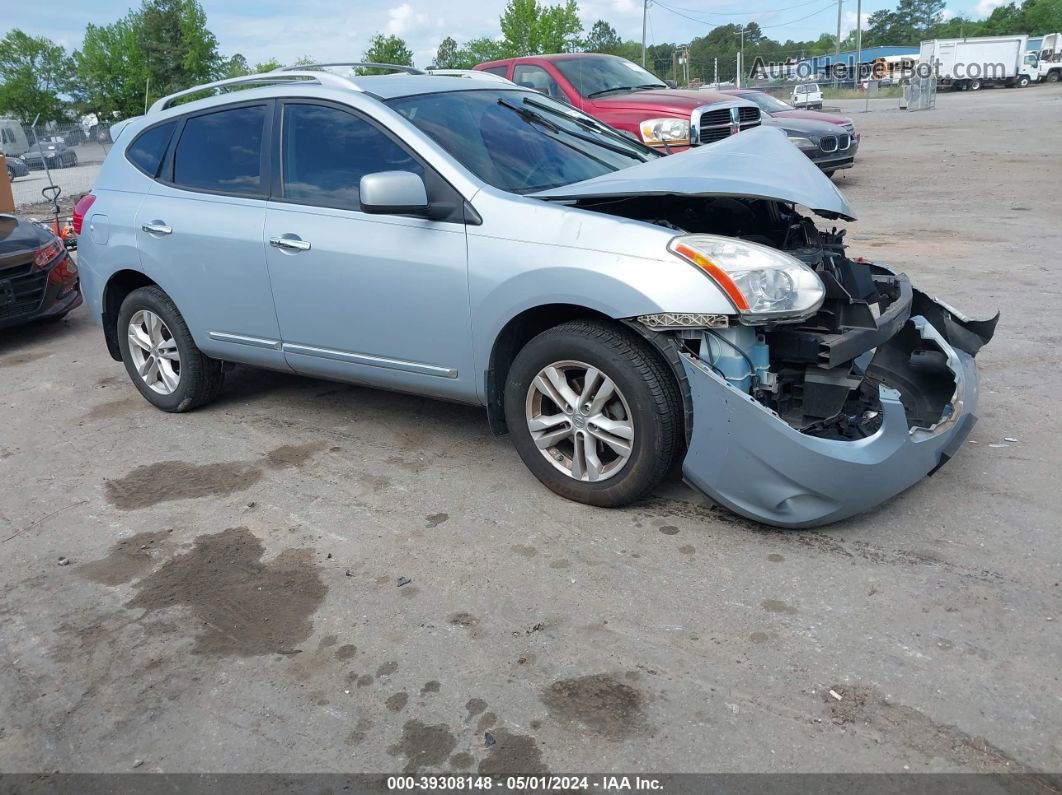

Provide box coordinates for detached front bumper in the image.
[680,303,992,528]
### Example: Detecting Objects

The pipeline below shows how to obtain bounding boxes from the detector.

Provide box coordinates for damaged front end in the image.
[591,194,997,527]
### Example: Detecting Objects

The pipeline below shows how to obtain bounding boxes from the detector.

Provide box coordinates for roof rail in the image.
[148,71,357,113]
[277,62,425,75]
[425,68,516,85]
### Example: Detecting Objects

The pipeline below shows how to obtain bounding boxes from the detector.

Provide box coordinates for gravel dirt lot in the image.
[1,87,1060,779]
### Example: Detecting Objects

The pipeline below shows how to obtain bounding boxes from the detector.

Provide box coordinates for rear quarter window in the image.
[480,65,509,77]
[172,104,267,195]
[125,121,178,177]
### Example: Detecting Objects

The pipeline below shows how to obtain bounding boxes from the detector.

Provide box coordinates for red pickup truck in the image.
[474,53,761,151]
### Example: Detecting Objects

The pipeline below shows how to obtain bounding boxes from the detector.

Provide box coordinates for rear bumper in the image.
[680,312,984,528]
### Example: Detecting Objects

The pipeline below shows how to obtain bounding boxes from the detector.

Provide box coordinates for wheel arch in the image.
[102,269,158,361]
[483,303,692,444]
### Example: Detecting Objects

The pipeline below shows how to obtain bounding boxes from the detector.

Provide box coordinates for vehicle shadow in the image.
[210,363,488,434]
[0,304,85,356]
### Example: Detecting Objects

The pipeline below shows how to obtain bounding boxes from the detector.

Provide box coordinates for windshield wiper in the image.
[509,98,649,161]
[496,97,560,132]
[520,97,658,159]
[586,85,637,98]
[586,83,663,98]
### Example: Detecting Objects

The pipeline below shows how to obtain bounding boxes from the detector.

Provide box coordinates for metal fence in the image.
[903,75,938,111]
[5,121,109,210]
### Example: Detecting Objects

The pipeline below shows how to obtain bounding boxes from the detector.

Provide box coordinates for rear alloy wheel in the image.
[504,319,682,507]
[117,285,224,412]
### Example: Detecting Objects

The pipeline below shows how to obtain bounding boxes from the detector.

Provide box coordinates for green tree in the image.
[499,0,583,56]
[359,33,414,74]
[0,30,75,123]
[1025,0,1062,32]
[138,0,220,99]
[537,0,583,53]
[457,37,512,67]
[75,15,152,118]
[433,37,461,68]
[584,20,622,53]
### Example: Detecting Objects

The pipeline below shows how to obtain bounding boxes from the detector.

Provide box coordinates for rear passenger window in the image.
[481,66,509,77]
[173,105,266,195]
[126,121,177,176]
[280,103,423,211]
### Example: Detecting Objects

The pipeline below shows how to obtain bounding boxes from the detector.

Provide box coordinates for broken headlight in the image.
[668,234,825,323]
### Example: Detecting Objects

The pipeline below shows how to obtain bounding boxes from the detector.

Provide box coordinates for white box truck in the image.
[919,35,1039,90]
[1034,32,1062,82]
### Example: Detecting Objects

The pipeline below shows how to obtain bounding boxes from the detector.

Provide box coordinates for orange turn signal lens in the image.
[672,243,750,311]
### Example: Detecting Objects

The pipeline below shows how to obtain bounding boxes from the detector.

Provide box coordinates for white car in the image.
[791,82,823,109]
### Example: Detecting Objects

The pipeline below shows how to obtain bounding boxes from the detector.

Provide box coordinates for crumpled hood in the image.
[531,125,856,220]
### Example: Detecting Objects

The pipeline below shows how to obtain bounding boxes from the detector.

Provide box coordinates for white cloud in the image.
[841,10,872,38]
[387,3,429,36]
[939,8,956,20]
[974,0,1003,16]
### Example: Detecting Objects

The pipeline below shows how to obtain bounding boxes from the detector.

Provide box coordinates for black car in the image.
[0,214,82,328]
[761,116,859,177]
[5,156,30,180]
[22,142,78,170]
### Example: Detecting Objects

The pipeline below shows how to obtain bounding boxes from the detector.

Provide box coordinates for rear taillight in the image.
[33,239,63,270]
[72,193,96,236]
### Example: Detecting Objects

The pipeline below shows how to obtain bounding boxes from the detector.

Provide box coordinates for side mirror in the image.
[360,171,429,215]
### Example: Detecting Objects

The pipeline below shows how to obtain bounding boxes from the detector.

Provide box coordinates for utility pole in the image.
[855,0,862,86]
[736,27,747,88]
[714,57,718,86]
[835,0,843,85]
[641,0,649,67]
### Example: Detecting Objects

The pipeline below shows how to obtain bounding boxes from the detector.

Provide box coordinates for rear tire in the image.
[504,319,682,508]
[117,285,224,413]
[1046,71,1060,83]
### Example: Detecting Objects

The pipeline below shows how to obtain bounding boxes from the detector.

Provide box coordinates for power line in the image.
[651,0,828,18]
[652,0,839,30]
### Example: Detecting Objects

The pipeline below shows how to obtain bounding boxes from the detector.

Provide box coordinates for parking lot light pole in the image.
[642,0,649,67]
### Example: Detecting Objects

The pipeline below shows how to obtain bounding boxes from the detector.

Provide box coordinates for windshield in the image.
[741,92,793,113]
[553,56,666,98]
[388,89,658,194]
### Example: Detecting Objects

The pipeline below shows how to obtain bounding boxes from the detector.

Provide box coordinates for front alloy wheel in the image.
[526,360,634,482]
[127,309,181,394]
[504,319,682,507]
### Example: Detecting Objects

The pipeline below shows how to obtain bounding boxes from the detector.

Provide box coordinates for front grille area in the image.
[820,133,853,154]
[0,257,47,321]
[696,105,761,145]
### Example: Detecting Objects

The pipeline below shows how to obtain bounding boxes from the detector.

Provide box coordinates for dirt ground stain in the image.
[388,720,457,773]
[126,527,327,656]
[106,461,263,510]
[478,728,548,775]
[264,443,324,470]
[542,673,649,739]
[78,530,172,585]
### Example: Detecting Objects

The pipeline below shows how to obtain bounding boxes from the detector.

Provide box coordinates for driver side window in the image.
[513,65,571,104]
[280,102,424,211]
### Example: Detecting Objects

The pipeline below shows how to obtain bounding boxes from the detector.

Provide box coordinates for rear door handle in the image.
[141,221,172,235]
[270,235,311,252]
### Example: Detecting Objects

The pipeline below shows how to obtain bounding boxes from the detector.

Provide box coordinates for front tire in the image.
[1017,75,1030,87]
[504,319,682,508]
[969,79,982,91]
[117,285,224,412]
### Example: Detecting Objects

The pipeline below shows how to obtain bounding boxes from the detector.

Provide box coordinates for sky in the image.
[9,0,993,70]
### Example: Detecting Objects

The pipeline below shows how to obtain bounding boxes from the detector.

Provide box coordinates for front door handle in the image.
[270,235,311,252]
[142,221,172,235]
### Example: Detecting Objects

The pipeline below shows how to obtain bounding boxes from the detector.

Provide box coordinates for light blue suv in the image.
[75,64,996,528]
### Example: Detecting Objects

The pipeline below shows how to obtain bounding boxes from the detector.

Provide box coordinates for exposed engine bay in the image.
[576,195,999,441]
